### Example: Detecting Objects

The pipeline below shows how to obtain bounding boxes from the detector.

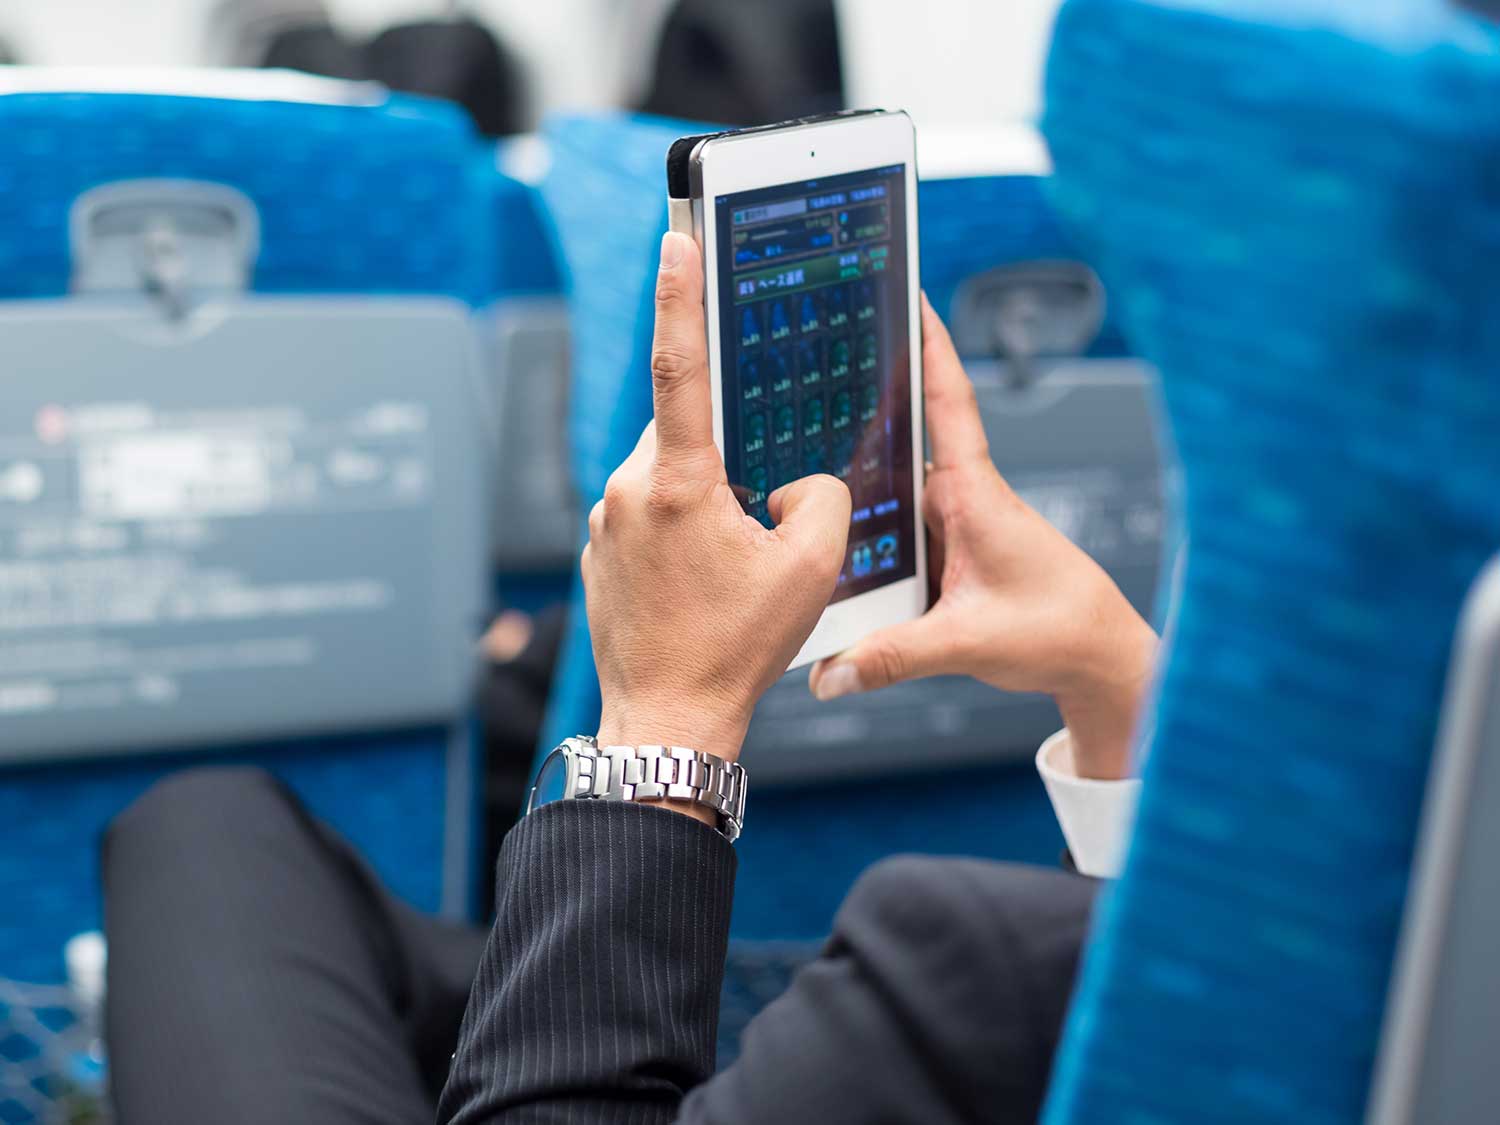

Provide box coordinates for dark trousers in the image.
[103,768,1093,1124]
[102,768,488,1125]
[99,607,567,1123]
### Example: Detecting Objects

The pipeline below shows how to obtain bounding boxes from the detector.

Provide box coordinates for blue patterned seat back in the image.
[533,114,688,758]
[0,79,497,987]
[476,152,577,585]
[0,81,491,303]
[1041,2,1500,1121]
[919,170,1130,361]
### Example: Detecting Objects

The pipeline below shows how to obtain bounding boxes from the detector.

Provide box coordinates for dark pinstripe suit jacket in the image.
[438,800,1096,1124]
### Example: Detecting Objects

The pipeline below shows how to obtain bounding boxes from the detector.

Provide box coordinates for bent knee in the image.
[105,766,291,859]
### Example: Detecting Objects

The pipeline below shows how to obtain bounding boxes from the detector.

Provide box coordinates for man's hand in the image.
[582,232,851,787]
[807,296,1158,780]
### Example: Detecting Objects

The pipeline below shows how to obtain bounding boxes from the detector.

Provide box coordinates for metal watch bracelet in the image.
[527,736,747,842]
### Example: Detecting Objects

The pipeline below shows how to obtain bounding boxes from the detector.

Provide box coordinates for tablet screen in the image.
[714,163,916,603]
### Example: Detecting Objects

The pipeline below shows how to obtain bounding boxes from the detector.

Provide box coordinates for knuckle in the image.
[817,472,852,506]
[792,529,847,586]
[650,342,697,385]
[869,640,909,687]
[876,642,906,687]
[654,272,686,308]
[587,499,606,538]
[601,473,633,516]
[938,467,1001,524]
[645,475,692,519]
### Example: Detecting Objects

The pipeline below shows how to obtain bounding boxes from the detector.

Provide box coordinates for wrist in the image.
[596,699,749,764]
[1053,614,1158,780]
[594,703,747,830]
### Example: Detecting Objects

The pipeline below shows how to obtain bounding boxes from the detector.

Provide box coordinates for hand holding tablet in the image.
[647,110,1157,778]
[667,110,929,668]
[582,231,850,766]
[808,296,1160,782]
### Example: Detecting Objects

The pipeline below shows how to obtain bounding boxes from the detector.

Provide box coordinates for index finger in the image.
[650,232,717,462]
[920,292,991,468]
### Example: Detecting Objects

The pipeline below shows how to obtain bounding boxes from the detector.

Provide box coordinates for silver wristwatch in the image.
[526,736,748,842]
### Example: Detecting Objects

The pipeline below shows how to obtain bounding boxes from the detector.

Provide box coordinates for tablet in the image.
[667,110,927,668]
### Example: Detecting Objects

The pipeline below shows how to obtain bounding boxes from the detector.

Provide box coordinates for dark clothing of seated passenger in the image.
[103,768,1095,1124]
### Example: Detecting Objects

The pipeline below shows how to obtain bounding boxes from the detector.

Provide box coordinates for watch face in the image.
[527,746,570,813]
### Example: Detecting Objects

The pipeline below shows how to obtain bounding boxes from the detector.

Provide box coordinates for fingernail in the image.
[813,661,863,701]
[659,231,684,271]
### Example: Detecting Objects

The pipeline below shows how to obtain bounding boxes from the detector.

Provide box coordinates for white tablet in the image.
[667,109,927,668]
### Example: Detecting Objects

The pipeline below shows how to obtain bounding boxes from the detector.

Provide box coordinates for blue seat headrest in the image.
[0,86,490,303]
[1041,1,1500,1121]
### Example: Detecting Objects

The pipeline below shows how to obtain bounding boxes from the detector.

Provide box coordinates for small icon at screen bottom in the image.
[850,541,874,578]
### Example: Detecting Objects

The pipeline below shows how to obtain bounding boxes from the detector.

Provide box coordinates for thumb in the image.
[809,611,959,700]
[768,473,851,578]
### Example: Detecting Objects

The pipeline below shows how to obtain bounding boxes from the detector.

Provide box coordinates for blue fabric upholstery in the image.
[0,732,451,985]
[1041,2,1500,1121]
[0,86,497,985]
[0,89,492,303]
[918,174,1131,360]
[478,147,574,602]
[534,114,688,760]
[483,156,567,300]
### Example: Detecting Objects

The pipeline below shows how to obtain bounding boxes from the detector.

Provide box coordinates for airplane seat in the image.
[0,72,494,1119]
[532,112,1170,1063]
[477,152,577,603]
[1039,1,1500,1121]
[533,113,690,772]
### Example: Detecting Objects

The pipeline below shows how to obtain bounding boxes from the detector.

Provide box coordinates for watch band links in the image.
[553,736,747,842]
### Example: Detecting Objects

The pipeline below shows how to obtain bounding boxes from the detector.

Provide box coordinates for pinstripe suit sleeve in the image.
[437,800,1095,1125]
[437,799,737,1125]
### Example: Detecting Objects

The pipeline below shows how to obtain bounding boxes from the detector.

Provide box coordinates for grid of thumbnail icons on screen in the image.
[714,164,917,601]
